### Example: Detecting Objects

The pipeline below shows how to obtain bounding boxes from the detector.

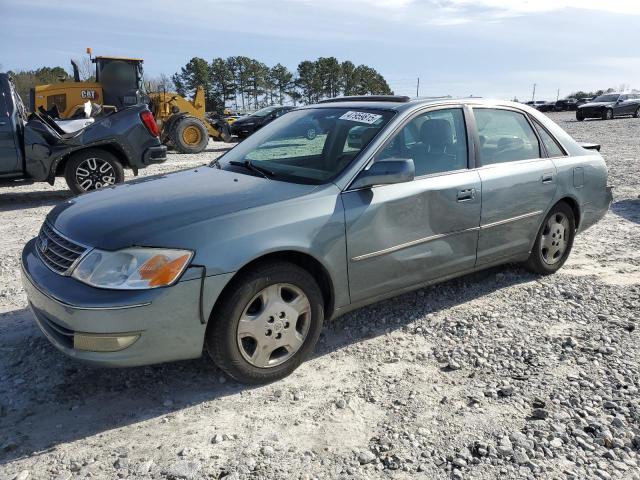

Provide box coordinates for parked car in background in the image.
[536,101,557,112]
[576,97,593,107]
[0,73,166,194]
[525,100,547,109]
[22,96,612,384]
[230,105,294,138]
[576,93,640,121]
[555,98,578,111]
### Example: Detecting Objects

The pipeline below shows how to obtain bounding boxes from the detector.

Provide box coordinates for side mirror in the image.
[350,158,415,190]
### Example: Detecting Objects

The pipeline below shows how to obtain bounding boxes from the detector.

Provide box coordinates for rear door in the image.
[0,84,21,175]
[472,107,557,265]
[343,107,481,302]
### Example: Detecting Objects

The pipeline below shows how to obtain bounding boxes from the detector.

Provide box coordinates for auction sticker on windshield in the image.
[339,111,383,124]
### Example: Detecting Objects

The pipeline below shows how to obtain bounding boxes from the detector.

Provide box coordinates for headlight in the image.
[72,248,193,290]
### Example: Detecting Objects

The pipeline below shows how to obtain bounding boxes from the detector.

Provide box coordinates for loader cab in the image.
[94,56,145,110]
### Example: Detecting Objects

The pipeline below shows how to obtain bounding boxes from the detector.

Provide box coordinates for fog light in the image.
[73,333,140,352]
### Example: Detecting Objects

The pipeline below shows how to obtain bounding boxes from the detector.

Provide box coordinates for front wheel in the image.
[64,149,124,194]
[576,111,584,121]
[524,202,575,275]
[634,107,640,118]
[603,108,613,120]
[206,261,324,384]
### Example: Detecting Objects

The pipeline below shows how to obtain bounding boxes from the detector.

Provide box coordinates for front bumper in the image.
[142,145,167,166]
[21,238,233,367]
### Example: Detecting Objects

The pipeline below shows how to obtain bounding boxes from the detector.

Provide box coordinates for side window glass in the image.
[533,119,566,157]
[375,108,468,176]
[474,108,541,165]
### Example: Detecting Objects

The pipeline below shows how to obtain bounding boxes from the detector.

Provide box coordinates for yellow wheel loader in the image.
[148,86,231,154]
[32,49,231,154]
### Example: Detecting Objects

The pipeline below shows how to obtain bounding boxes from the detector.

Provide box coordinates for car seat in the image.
[409,119,457,176]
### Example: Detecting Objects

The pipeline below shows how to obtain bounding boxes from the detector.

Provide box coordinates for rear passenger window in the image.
[532,119,566,157]
[474,108,541,165]
[376,108,468,176]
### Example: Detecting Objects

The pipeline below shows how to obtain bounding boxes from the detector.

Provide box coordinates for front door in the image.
[472,107,557,265]
[0,86,21,175]
[343,107,481,303]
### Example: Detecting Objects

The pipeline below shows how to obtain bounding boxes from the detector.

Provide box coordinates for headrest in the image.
[420,119,453,148]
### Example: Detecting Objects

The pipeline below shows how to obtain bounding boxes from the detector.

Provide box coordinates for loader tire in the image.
[170,116,209,154]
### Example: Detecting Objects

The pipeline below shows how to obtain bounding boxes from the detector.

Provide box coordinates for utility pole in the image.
[556,88,560,101]
[416,77,420,98]
[532,83,537,102]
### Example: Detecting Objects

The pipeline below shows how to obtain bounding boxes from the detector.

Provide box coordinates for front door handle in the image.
[0,121,6,126]
[457,188,475,202]
[541,173,554,184]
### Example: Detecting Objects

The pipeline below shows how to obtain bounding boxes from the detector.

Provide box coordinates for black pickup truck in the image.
[0,73,166,193]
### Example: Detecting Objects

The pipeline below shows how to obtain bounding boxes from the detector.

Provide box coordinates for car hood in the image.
[47,167,318,250]
[579,101,614,108]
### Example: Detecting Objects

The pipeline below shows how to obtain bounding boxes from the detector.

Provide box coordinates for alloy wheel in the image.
[540,212,569,265]
[236,283,311,368]
[75,157,116,191]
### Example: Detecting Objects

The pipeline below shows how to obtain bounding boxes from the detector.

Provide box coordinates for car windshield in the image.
[593,94,619,102]
[251,106,280,117]
[216,107,395,184]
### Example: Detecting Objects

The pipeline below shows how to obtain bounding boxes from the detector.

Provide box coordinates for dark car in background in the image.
[0,73,166,193]
[536,101,557,112]
[230,106,294,138]
[576,93,640,121]
[555,98,578,111]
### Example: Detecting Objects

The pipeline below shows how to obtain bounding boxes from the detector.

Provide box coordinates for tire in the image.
[524,202,576,275]
[634,107,640,118]
[576,111,584,122]
[170,116,209,154]
[205,261,324,384]
[602,108,613,120]
[305,127,317,140]
[64,149,124,194]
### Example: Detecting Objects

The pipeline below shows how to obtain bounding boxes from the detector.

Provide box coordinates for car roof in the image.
[302,97,539,113]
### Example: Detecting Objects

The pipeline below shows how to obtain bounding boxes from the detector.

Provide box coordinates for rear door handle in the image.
[541,173,554,184]
[457,188,475,202]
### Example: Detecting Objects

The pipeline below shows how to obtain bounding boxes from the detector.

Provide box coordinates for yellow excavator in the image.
[33,49,231,154]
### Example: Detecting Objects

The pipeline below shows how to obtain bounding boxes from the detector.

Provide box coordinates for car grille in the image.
[36,222,88,275]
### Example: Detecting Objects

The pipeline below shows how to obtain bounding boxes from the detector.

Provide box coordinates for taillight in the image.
[140,110,160,137]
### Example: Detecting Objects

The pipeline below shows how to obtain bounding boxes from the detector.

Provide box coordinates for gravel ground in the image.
[1,112,639,480]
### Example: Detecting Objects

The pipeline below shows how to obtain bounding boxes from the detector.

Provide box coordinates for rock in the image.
[335,398,347,409]
[498,386,514,397]
[448,360,462,370]
[211,434,224,444]
[12,471,30,480]
[137,460,154,474]
[163,461,201,480]
[549,438,563,449]
[114,457,128,469]
[452,457,467,468]
[512,449,530,465]
[261,445,275,457]
[531,408,550,419]
[358,451,377,464]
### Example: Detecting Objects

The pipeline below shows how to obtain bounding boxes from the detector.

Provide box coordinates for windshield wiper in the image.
[228,160,274,180]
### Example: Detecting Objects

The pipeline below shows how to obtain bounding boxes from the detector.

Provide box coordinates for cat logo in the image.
[80,90,97,100]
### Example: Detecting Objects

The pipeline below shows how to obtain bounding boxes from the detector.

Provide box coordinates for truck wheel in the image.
[170,116,209,154]
[64,149,124,194]
[206,261,324,384]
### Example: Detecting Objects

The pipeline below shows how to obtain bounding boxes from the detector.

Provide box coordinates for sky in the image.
[1,0,639,101]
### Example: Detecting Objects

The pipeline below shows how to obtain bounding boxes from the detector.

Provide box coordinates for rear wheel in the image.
[170,116,209,154]
[64,149,124,194]
[524,202,575,275]
[206,261,324,384]
[634,106,640,118]
[576,111,584,121]
[603,108,613,120]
